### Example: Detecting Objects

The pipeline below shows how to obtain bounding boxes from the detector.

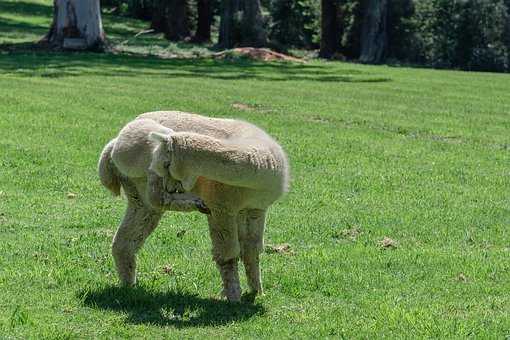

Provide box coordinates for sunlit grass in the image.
[0,0,509,338]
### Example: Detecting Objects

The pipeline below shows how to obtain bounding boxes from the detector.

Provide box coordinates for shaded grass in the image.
[1,0,510,338]
[0,51,390,83]
[79,285,265,327]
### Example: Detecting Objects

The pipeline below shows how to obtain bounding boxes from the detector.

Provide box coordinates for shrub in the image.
[410,0,509,71]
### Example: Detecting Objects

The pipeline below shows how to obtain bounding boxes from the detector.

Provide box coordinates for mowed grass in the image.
[1,0,510,338]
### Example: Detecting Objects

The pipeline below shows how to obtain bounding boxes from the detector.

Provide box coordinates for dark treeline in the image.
[102,0,510,72]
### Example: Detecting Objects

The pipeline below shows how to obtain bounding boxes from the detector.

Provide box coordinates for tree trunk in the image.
[129,0,153,21]
[163,0,191,41]
[151,0,166,32]
[341,1,363,59]
[192,0,212,42]
[360,0,388,64]
[44,0,105,50]
[219,0,238,48]
[219,0,267,48]
[240,0,267,47]
[319,0,340,58]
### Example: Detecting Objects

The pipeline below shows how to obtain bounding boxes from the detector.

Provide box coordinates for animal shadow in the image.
[78,285,265,328]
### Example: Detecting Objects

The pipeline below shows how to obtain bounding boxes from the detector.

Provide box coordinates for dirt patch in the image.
[265,243,294,255]
[456,273,468,282]
[334,227,362,242]
[231,102,274,114]
[162,264,174,275]
[379,237,398,249]
[232,103,254,111]
[214,48,304,63]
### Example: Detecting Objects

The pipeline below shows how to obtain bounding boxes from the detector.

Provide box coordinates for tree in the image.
[151,0,191,41]
[128,0,153,20]
[151,0,166,32]
[386,0,415,61]
[241,0,267,47]
[319,0,341,58]
[341,0,363,59]
[219,0,267,48]
[269,0,320,49]
[218,0,237,48]
[44,0,106,50]
[164,0,191,41]
[359,0,388,63]
[192,0,212,42]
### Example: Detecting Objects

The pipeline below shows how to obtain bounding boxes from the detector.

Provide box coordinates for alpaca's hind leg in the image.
[112,179,162,286]
[207,212,241,302]
[239,209,266,295]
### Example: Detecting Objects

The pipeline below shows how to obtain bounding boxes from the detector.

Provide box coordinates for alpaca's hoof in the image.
[222,287,241,302]
[196,200,211,215]
[120,279,136,287]
[242,289,264,303]
[241,291,257,303]
[118,275,136,287]
[226,294,241,303]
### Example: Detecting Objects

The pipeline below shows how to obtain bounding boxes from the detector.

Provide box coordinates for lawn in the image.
[1,0,510,338]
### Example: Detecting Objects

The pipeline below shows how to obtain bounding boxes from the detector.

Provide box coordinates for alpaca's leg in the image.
[207,212,241,302]
[112,179,162,286]
[147,171,210,213]
[239,209,266,295]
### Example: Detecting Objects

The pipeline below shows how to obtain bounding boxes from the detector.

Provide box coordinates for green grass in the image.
[1,0,510,338]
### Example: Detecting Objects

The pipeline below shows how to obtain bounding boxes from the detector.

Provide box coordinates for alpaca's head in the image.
[148,131,173,178]
[149,130,197,192]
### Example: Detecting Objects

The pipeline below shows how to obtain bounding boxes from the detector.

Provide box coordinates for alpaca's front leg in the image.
[112,179,162,286]
[207,212,241,302]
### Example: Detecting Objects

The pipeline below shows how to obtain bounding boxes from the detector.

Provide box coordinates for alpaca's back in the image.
[138,111,259,140]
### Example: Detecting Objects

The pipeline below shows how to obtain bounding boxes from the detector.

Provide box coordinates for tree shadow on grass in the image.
[0,16,48,35]
[0,50,392,83]
[78,285,265,328]
[0,0,52,17]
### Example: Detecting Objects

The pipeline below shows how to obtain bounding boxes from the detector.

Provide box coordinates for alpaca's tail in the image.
[98,139,121,196]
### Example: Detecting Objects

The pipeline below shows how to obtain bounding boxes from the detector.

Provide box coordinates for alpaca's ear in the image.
[149,130,173,144]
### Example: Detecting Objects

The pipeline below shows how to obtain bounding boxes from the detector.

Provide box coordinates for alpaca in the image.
[98,111,289,301]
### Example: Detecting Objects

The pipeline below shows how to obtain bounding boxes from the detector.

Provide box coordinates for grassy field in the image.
[1,0,510,338]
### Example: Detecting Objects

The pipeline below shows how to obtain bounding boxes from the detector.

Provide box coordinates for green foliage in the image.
[268,0,320,48]
[461,0,509,71]
[408,0,509,71]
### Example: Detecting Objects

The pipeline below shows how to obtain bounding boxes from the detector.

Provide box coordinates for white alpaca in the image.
[98,111,289,301]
